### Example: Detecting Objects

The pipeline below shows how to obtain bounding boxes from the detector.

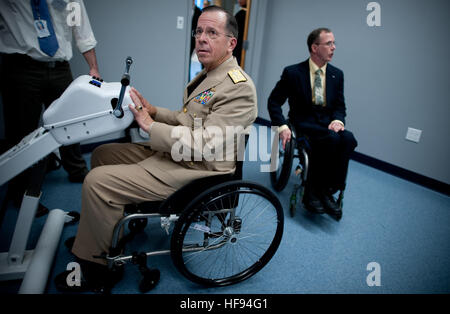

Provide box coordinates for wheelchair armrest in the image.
[285,119,311,151]
[124,201,163,215]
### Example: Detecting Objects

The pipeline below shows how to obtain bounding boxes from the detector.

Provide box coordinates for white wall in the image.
[69,0,191,111]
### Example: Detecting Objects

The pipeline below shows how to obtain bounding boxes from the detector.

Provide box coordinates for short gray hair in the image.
[202,5,239,38]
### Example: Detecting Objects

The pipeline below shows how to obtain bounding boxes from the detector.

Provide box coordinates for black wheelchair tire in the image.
[170,180,284,287]
[270,135,294,192]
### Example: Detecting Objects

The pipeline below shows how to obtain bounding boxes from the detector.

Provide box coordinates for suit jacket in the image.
[140,57,257,189]
[268,59,346,132]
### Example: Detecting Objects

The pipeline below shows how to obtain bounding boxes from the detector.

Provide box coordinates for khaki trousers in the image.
[71,143,177,265]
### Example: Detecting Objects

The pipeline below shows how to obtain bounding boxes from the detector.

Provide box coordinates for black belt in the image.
[1,53,68,68]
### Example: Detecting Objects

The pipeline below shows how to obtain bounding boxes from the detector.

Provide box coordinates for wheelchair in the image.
[103,140,284,293]
[270,121,345,221]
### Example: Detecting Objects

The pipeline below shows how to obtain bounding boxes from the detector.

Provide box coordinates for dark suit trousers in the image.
[1,53,87,198]
[295,122,357,192]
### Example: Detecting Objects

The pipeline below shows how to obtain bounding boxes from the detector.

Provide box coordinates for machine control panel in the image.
[89,76,103,87]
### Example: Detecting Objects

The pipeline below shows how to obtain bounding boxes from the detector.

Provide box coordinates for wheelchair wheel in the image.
[171,181,284,287]
[270,135,294,192]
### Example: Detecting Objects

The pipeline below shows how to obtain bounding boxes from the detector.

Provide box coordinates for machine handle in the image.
[113,56,133,118]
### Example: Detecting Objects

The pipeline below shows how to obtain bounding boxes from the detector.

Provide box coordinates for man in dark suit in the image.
[268,28,357,216]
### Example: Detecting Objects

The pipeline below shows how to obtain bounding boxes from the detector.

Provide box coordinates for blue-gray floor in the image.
[1,131,449,294]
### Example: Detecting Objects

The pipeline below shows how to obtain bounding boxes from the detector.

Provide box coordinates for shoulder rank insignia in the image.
[228,69,247,84]
[194,89,215,105]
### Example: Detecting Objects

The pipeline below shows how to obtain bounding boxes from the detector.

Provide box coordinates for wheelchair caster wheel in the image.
[139,269,160,293]
[289,203,296,217]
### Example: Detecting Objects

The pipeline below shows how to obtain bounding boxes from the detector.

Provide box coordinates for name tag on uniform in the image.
[34,19,51,38]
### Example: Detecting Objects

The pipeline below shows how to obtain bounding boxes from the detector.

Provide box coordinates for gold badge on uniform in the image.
[228,69,247,84]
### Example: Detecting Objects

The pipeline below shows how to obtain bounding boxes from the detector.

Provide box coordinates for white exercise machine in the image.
[0,57,135,293]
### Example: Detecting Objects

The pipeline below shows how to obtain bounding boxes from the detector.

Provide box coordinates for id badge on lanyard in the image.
[34,19,51,38]
[32,0,50,38]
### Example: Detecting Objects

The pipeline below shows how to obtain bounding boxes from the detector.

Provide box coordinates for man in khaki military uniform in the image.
[56,5,257,291]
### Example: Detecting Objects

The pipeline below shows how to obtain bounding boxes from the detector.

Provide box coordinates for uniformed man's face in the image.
[195,11,236,71]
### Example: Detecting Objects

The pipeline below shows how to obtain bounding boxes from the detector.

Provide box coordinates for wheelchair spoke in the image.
[235,239,267,260]
[182,234,226,265]
[241,212,279,232]
[241,201,272,226]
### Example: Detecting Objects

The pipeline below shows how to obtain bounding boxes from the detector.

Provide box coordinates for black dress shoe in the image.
[64,236,76,251]
[319,191,342,219]
[46,153,62,173]
[68,168,89,183]
[55,259,123,293]
[303,188,325,214]
[54,270,93,293]
[320,192,339,211]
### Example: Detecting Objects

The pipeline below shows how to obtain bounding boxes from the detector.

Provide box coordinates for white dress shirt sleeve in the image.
[72,0,97,53]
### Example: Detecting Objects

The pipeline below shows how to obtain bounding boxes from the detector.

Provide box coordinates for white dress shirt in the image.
[0,0,97,61]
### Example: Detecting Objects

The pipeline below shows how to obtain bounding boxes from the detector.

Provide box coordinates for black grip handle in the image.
[113,57,133,118]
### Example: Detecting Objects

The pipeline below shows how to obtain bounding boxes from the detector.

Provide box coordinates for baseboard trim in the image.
[254,117,449,196]
[351,151,449,196]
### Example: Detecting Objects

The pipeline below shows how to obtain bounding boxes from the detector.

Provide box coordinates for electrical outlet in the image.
[405,127,422,143]
[177,16,184,29]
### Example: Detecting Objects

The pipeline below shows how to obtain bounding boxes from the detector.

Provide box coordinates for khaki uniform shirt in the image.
[140,57,257,189]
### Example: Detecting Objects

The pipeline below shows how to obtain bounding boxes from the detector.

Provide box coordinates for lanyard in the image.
[32,0,42,19]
